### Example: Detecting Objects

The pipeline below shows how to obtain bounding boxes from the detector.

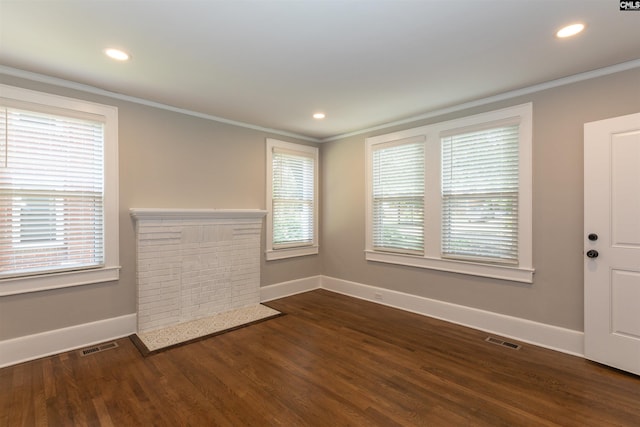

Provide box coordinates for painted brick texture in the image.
[133,214,263,333]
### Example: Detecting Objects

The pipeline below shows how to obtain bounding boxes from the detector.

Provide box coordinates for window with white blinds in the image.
[365,103,533,283]
[0,84,119,296]
[0,107,105,278]
[266,139,318,260]
[272,149,314,246]
[442,125,519,263]
[372,138,424,253]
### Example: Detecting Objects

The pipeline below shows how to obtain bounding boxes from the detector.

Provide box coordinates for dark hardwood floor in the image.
[2,289,640,426]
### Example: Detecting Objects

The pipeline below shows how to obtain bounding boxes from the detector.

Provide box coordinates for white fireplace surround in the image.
[130,208,267,333]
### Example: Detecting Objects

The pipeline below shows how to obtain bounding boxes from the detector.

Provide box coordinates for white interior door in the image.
[584,112,640,375]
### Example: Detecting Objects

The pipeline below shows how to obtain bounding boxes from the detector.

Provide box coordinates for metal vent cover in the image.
[485,336,521,350]
[79,341,119,357]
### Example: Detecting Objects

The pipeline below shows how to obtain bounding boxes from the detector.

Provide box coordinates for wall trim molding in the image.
[321,59,640,142]
[0,314,136,368]
[260,275,321,302]
[0,65,319,143]
[3,59,639,144]
[261,275,584,357]
[2,273,585,368]
[320,276,584,357]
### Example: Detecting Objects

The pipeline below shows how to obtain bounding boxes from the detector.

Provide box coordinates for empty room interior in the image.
[1,1,640,425]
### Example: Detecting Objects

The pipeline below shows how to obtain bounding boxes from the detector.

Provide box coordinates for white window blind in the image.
[441,124,519,263]
[272,147,315,248]
[0,106,105,278]
[372,138,425,253]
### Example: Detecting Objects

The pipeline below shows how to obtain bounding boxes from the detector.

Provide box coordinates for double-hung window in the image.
[371,137,425,254]
[366,104,533,283]
[441,124,520,263]
[0,85,119,295]
[266,138,318,260]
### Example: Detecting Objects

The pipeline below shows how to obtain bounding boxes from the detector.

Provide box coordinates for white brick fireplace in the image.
[130,209,267,334]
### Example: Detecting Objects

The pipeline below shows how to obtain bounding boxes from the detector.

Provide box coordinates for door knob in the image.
[588,233,598,241]
[586,250,599,258]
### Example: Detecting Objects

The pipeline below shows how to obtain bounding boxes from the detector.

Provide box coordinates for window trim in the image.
[365,103,533,283]
[265,138,319,261]
[0,84,120,296]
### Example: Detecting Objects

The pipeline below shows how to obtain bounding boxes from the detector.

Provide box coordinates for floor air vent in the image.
[485,336,521,350]
[79,341,119,357]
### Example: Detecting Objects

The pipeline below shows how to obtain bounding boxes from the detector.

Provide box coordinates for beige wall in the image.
[1,67,638,341]
[0,74,321,340]
[321,68,640,332]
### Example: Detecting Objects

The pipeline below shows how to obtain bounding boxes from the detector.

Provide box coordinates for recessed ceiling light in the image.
[313,113,326,119]
[556,23,585,38]
[104,48,130,61]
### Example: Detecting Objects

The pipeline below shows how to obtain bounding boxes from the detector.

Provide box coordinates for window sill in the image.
[364,250,534,283]
[0,266,121,296]
[266,246,319,261]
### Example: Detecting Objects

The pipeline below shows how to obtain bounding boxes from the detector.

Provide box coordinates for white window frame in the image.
[266,138,319,260]
[0,84,120,296]
[365,103,533,283]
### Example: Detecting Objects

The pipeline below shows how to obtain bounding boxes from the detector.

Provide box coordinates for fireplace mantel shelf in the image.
[130,208,267,221]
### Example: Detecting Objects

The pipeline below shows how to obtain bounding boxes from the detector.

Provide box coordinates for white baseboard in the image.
[0,313,137,368]
[2,274,584,368]
[260,275,321,302]
[320,276,584,357]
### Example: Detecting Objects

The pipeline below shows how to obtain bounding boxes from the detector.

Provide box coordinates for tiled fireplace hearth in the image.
[130,209,267,334]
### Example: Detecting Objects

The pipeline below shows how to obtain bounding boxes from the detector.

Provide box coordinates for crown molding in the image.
[321,59,640,142]
[2,59,638,144]
[0,65,321,143]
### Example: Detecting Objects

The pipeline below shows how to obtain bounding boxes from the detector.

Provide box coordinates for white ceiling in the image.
[1,0,639,141]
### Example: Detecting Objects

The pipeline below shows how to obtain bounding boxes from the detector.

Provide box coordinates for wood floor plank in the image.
[2,289,640,426]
